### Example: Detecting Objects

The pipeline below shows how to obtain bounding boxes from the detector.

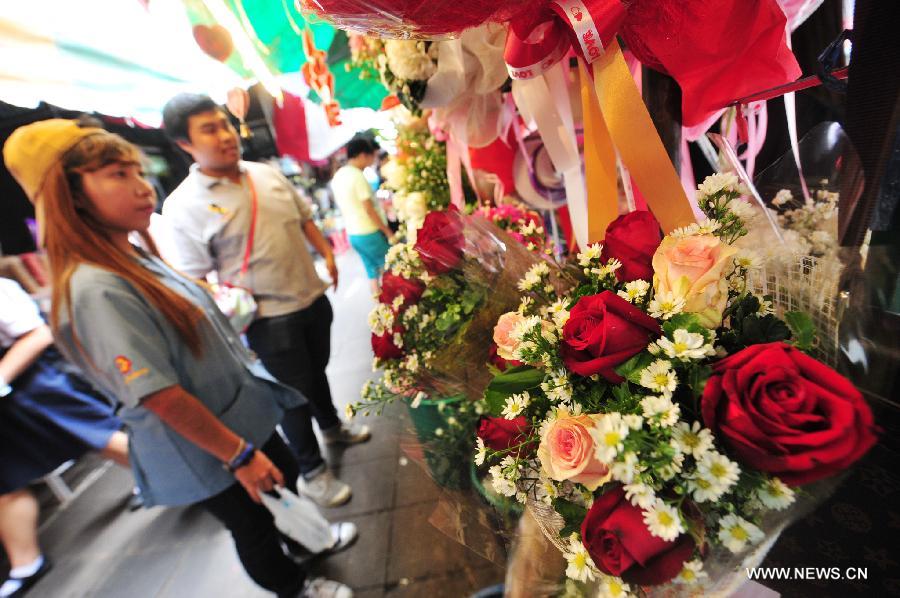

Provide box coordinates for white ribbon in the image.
[513,61,588,248]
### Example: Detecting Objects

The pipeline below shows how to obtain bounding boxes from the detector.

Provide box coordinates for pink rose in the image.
[493,312,525,361]
[652,234,737,328]
[537,408,611,490]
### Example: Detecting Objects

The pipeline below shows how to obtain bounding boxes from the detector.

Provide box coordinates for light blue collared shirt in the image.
[55,251,303,506]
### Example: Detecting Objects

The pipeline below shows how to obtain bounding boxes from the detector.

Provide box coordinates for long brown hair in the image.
[41,129,204,357]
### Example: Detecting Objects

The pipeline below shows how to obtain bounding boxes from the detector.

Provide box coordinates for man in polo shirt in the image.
[160,94,369,507]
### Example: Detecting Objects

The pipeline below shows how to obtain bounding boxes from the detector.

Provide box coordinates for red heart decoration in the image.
[193,24,234,63]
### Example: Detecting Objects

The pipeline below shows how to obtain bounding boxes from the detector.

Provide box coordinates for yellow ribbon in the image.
[579,62,619,243]
[584,40,696,237]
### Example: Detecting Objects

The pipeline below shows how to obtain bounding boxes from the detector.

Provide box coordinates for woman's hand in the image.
[234,451,285,503]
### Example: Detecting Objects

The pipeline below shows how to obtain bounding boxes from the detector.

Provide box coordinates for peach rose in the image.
[652,234,737,328]
[537,408,611,490]
[494,312,525,361]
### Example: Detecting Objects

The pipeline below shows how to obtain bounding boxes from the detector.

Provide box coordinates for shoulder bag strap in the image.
[238,173,259,281]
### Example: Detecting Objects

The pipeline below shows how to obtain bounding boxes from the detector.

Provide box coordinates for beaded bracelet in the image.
[226,441,256,472]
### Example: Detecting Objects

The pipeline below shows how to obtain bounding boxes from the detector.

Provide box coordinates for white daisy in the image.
[648,291,686,320]
[728,199,758,222]
[674,560,708,584]
[622,414,644,430]
[734,249,763,271]
[697,172,741,198]
[657,329,713,361]
[757,297,775,315]
[403,304,419,321]
[597,576,632,598]
[639,360,678,397]
[698,452,740,488]
[517,296,534,313]
[591,414,630,462]
[577,243,603,267]
[402,352,418,373]
[640,395,680,428]
[517,262,551,291]
[689,473,723,503]
[563,534,598,583]
[717,514,764,553]
[617,279,651,303]
[672,421,714,458]
[757,478,796,510]
[489,465,517,497]
[624,482,656,510]
[696,219,723,235]
[772,188,794,207]
[547,300,571,330]
[344,404,355,420]
[646,340,662,356]
[670,223,701,239]
[611,452,641,484]
[474,437,487,466]
[502,392,530,419]
[540,369,573,403]
[659,450,686,481]
[643,499,685,541]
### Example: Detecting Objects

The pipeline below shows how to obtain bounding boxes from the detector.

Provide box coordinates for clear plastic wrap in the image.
[297,0,542,39]
[480,169,877,596]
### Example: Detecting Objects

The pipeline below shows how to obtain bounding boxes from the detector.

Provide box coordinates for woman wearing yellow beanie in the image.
[2,120,353,598]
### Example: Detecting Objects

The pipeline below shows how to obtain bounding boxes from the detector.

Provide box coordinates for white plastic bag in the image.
[260,488,334,553]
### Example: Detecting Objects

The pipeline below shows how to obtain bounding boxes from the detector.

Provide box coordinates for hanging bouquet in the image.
[352,38,438,115]
[381,111,452,240]
[474,173,878,595]
[356,207,552,417]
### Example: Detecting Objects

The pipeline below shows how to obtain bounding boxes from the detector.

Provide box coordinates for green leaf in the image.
[610,383,633,404]
[615,352,655,385]
[487,366,545,394]
[662,313,704,336]
[553,498,588,538]
[745,314,791,345]
[483,366,545,416]
[784,311,816,351]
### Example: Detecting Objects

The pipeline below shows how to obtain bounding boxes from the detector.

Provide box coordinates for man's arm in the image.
[302,220,339,291]
[0,324,53,386]
[362,198,394,239]
[142,384,283,503]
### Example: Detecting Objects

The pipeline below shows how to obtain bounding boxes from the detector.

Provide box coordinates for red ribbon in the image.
[504,0,626,79]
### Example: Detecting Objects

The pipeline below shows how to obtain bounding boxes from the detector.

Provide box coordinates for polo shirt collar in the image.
[190,161,248,189]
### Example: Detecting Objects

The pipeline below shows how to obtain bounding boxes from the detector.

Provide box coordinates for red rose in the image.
[379,273,425,309]
[414,209,465,274]
[560,291,661,382]
[477,416,534,455]
[702,342,877,486]
[582,486,696,585]
[371,327,404,360]
[601,211,662,282]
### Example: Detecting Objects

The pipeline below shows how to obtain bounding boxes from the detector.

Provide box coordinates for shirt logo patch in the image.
[208,203,229,215]
[115,356,132,374]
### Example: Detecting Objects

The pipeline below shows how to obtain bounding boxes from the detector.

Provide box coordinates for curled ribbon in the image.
[504,0,696,243]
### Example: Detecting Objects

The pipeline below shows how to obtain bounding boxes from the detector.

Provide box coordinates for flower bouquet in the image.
[475,174,878,596]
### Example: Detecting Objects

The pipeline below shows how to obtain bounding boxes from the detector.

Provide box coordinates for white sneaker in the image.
[299,577,353,598]
[297,468,351,507]
[323,422,371,445]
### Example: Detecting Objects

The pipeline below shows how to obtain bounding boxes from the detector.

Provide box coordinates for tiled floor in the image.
[28,252,507,597]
